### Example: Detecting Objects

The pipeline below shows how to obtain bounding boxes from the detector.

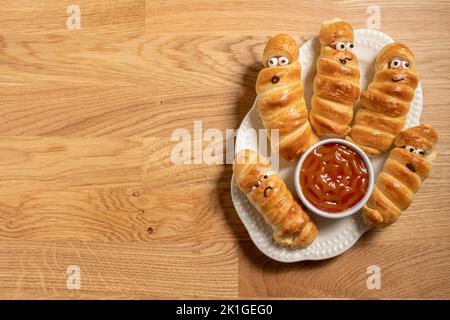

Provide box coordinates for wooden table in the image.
[0,0,449,299]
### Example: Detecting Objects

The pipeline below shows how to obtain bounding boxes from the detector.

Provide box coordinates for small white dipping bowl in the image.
[294,138,374,219]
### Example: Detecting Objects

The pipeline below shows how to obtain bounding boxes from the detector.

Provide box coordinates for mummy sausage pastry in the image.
[233,149,317,248]
[256,34,318,161]
[363,124,438,227]
[310,18,361,137]
[348,42,419,156]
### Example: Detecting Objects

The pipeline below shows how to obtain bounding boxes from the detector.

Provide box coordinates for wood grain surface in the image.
[0,0,449,299]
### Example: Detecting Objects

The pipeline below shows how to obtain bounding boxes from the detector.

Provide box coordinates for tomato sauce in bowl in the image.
[296,141,372,217]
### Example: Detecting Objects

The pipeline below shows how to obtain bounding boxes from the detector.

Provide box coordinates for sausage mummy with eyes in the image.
[363,124,438,227]
[256,34,318,161]
[309,18,361,137]
[233,149,318,248]
[347,42,419,157]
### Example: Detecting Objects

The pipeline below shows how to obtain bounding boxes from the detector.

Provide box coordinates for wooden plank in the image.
[0,183,247,243]
[0,186,149,241]
[0,136,247,242]
[0,33,265,87]
[146,0,450,35]
[141,137,247,242]
[238,241,450,298]
[0,240,237,298]
[0,86,239,136]
[0,136,142,241]
[0,34,448,98]
[0,136,143,194]
[0,0,145,36]
[142,137,229,188]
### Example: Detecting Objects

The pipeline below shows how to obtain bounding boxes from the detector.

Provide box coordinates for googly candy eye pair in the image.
[389,58,410,69]
[404,145,425,155]
[267,56,289,67]
[332,41,354,51]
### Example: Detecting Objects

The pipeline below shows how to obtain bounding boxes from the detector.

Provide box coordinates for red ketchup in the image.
[299,143,369,213]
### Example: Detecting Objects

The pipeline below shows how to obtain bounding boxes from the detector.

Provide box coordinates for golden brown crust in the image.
[313,74,360,106]
[349,42,419,156]
[310,19,360,137]
[353,109,405,135]
[233,150,318,248]
[383,158,421,193]
[316,56,359,81]
[257,34,318,161]
[346,135,381,157]
[395,123,438,151]
[311,95,353,125]
[359,89,410,118]
[376,172,413,211]
[390,147,431,180]
[350,124,395,153]
[278,122,314,161]
[233,149,271,193]
[362,124,438,227]
[319,18,354,45]
[263,34,299,67]
[363,187,402,226]
[376,42,416,71]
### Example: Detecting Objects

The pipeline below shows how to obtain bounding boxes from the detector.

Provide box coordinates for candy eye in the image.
[414,148,425,155]
[278,56,289,66]
[254,180,262,188]
[402,60,410,69]
[404,145,416,153]
[346,42,354,50]
[389,59,402,69]
[336,41,346,51]
[263,174,269,179]
[267,57,278,67]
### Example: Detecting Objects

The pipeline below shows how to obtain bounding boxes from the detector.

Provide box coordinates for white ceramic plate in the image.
[231,29,423,262]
